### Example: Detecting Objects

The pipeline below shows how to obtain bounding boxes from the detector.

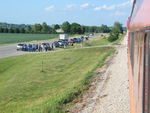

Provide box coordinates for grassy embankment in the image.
[0,33,59,45]
[0,33,125,113]
[0,47,115,113]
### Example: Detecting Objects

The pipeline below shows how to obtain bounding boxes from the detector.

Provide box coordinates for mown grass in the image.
[66,34,124,49]
[0,47,114,113]
[84,34,125,47]
[83,37,110,47]
[0,33,59,45]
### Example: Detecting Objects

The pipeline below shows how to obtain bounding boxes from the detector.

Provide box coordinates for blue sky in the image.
[0,0,133,26]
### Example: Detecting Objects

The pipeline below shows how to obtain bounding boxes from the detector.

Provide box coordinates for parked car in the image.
[58,40,65,47]
[41,43,51,51]
[76,38,82,43]
[69,39,75,43]
[73,38,78,43]
[17,44,24,51]
[62,39,69,45]
[22,44,28,51]
[68,39,75,46]
[53,41,60,48]
[58,40,68,48]
[28,44,34,52]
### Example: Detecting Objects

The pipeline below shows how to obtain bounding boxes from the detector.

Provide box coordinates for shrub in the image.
[108,33,119,42]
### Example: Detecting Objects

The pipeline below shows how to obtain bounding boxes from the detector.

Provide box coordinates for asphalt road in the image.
[0,33,108,59]
[0,44,30,58]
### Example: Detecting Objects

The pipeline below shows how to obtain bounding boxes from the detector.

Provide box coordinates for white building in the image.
[56,29,64,33]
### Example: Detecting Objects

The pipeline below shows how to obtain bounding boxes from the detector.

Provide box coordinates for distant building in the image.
[56,29,64,33]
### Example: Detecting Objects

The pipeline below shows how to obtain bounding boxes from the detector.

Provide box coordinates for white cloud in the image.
[130,0,134,4]
[63,4,76,11]
[45,5,55,12]
[112,11,127,16]
[66,4,76,9]
[94,0,132,11]
[94,5,115,11]
[81,3,90,9]
[117,1,131,7]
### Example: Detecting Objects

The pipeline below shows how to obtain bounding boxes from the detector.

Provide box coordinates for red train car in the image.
[127,0,150,113]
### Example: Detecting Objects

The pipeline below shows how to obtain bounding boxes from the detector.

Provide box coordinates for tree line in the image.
[61,21,111,34]
[0,22,56,34]
[0,21,125,34]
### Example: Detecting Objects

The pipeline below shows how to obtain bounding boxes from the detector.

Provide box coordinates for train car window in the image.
[132,31,145,113]
[130,32,135,74]
[143,32,150,112]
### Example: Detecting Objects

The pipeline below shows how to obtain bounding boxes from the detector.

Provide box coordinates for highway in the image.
[0,44,31,58]
[0,33,107,59]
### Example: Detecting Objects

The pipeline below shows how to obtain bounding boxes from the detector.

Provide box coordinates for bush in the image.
[108,33,119,42]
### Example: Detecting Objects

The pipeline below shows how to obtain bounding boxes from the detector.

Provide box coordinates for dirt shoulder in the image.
[69,35,130,113]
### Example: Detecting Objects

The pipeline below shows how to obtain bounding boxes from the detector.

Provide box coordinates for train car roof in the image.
[128,0,150,31]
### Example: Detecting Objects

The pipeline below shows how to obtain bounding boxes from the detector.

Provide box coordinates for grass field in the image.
[66,34,124,49]
[84,34,125,47]
[0,33,59,45]
[0,47,114,113]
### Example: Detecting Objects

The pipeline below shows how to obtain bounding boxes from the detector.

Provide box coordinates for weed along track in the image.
[69,54,115,113]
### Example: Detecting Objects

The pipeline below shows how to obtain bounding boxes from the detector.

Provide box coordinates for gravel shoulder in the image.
[92,35,129,113]
[70,35,130,113]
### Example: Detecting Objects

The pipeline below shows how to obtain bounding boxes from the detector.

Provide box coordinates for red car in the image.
[68,39,75,46]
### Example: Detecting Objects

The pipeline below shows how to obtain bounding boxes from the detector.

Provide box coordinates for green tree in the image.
[81,26,85,34]
[108,22,123,42]
[62,21,71,33]
[89,26,96,33]
[54,24,60,30]
[83,26,90,33]
[70,23,82,34]
[8,28,14,33]
[26,26,32,33]
[42,22,48,33]
[47,26,53,33]
[3,28,8,33]
[20,28,26,33]
[33,24,42,33]
[0,28,3,33]
[99,25,111,33]
[113,22,123,34]
[51,28,57,34]
[108,33,118,42]
[14,28,20,33]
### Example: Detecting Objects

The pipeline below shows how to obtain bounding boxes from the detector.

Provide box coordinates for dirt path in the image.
[70,35,130,113]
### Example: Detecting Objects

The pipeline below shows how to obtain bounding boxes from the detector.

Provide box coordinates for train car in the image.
[127,0,150,113]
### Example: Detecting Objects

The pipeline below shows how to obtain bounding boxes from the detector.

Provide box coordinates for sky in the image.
[0,0,133,26]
